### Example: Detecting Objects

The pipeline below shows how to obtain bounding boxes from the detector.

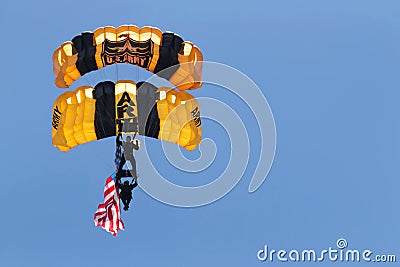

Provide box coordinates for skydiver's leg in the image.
[126,196,132,209]
[131,157,137,178]
[126,155,137,179]
[121,198,129,210]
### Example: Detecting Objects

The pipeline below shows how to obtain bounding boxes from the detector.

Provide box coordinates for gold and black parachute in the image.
[51,80,202,152]
[53,25,203,91]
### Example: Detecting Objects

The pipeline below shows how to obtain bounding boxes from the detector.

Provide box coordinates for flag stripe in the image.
[94,176,124,236]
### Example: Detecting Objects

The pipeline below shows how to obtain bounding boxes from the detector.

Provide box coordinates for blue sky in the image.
[0,0,399,266]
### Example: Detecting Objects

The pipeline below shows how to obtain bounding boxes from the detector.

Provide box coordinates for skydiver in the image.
[116,135,140,180]
[117,178,138,211]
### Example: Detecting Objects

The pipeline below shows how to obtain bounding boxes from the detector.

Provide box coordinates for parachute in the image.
[51,24,204,226]
[53,25,203,91]
[51,80,202,152]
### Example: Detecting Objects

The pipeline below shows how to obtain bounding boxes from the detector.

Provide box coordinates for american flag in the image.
[94,176,124,236]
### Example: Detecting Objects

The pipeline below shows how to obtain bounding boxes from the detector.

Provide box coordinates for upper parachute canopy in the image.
[51,80,202,152]
[53,25,203,91]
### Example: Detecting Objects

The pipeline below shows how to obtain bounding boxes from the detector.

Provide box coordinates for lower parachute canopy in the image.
[51,80,202,152]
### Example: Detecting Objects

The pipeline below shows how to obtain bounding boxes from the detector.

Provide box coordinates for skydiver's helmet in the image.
[124,181,129,186]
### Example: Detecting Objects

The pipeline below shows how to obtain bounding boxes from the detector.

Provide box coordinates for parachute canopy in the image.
[51,80,202,152]
[53,25,203,91]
